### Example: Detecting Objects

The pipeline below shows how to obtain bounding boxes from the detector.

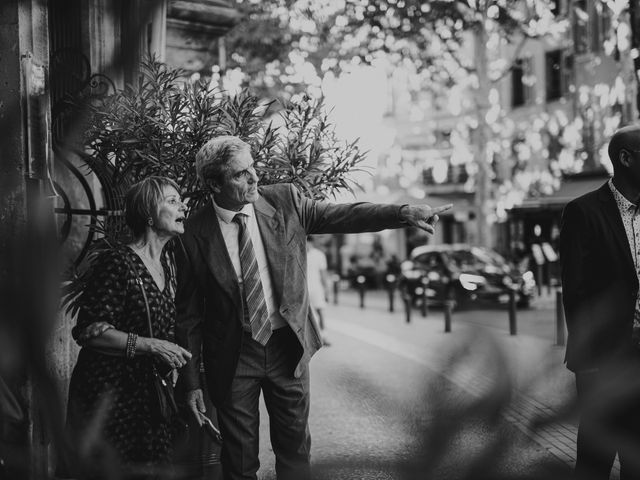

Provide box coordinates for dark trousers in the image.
[217,327,311,480]
[575,364,640,480]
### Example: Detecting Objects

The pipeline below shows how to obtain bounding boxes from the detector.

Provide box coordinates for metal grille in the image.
[49,0,121,271]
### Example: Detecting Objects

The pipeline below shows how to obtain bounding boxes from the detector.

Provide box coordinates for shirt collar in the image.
[211,197,254,224]
[609,178,637,212]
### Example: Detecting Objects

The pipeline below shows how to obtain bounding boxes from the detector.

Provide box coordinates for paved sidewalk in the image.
[322,289,619,478]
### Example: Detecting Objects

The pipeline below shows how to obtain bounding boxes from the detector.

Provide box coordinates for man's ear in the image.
[206,180,221,194]
[620,149,632,168]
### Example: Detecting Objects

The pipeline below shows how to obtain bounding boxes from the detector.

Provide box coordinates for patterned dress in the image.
[65,245,177,477]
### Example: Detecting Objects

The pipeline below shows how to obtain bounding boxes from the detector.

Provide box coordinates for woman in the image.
[63,176,192,479]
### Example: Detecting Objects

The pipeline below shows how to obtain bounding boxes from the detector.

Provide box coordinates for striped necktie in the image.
[234,213,272,345]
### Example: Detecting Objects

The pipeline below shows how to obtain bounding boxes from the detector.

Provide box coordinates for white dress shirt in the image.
[212,198,287,330]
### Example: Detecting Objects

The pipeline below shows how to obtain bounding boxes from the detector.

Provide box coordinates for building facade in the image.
[372,0,637,263]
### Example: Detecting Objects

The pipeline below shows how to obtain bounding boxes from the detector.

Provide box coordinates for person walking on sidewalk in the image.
[306,236,331,346]
[560,124,640,480]
[175,135,452,480]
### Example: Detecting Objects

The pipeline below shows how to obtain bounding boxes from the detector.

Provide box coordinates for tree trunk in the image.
[472,20,492,248]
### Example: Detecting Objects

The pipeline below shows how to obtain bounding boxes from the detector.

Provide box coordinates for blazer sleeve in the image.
[559,200,591,331]
[287,184,406,234]
[175,235,204,392]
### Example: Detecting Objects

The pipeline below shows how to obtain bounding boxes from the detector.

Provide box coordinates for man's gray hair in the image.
[195,136,251,187]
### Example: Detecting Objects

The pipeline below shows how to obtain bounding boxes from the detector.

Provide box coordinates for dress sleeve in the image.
[71,249,130,343]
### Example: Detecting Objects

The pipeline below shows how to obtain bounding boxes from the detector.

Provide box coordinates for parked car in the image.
[346,255,385,289]
[399,244,536,309]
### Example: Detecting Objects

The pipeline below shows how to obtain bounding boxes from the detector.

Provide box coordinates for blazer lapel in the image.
[598,184,636,275]
[193,203,241,305]
[254,194,287,303]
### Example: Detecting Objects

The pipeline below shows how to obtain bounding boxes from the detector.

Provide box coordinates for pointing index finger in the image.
[431,203,453,215]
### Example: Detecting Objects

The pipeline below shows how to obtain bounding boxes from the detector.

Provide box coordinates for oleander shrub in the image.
[82,56,367,218]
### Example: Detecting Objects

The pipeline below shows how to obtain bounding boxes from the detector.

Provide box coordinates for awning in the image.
[510,172,610,212]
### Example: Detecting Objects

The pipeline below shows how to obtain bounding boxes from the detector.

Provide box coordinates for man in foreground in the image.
[560,124,640,479]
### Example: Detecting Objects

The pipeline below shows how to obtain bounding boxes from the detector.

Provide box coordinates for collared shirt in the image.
[212,198,287,330]
[608,179,640,329]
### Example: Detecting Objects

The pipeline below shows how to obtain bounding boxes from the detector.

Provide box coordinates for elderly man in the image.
[560,124,640,480]
[176,135,451,480]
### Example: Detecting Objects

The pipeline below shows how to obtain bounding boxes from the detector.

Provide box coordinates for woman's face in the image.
[153,185,186,236]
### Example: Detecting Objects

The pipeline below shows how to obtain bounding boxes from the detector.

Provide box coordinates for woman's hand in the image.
[140,338,192,369]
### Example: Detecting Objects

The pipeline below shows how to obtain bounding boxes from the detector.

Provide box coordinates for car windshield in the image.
[447,248,507,272]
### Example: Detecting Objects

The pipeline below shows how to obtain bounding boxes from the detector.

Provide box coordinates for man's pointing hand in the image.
[400,203,453,235]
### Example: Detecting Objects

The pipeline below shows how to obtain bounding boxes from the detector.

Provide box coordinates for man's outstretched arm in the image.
[288,184,452,235]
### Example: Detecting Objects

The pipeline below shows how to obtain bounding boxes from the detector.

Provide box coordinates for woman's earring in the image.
[147,217,154,226]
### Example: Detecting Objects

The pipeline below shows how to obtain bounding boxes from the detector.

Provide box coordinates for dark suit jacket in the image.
[176,183,406,406]
[559,182,638,372]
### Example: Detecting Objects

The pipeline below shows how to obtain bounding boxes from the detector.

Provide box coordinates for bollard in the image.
[444,299,453,333]
[401,285,412,323]
[555,287,566,346]
[332,274,340,305]
[536,264,544,296]
[508,287,517,335]
[386,274,396,312]
[443,278,453,332]
[414,285,424,316]
[356,275,366,308]
[404,294,412,323]
[420,277,429,317]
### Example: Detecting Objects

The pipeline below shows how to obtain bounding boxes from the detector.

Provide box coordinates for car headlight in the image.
[459,273,486,284]
[522,270,536,287]
[403,270,423,280]
[459,273,485,291]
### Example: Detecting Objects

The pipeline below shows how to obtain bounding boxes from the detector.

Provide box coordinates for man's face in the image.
[619,146,640,190]
[627,149,640,189]
[213,148,259,211]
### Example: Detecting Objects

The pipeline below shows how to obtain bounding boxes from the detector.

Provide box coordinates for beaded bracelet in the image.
[125,333,133,358]
[125,332,138,359]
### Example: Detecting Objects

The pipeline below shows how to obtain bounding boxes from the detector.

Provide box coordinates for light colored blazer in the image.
[176,183,405,406]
